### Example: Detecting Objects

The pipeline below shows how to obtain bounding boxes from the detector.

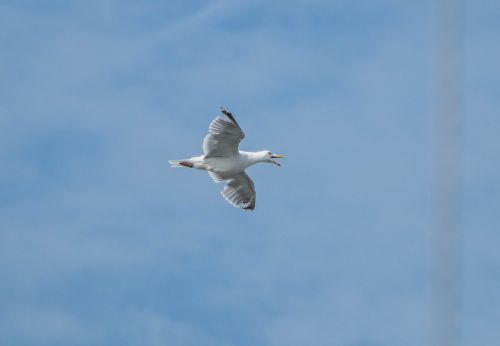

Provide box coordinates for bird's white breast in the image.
[203,154,251,176]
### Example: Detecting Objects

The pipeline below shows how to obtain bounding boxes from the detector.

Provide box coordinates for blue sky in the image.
[0,0,499,345]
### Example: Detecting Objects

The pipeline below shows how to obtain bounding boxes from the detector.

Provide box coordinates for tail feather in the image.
[169,159,193,168]
[169,160,183,167]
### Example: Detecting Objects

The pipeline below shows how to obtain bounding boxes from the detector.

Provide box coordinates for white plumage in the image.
[170,107,285,210]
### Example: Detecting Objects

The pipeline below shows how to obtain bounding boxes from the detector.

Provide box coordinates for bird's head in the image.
[260,150,286,167]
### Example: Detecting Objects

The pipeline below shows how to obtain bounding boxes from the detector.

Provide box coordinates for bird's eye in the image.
[268,151,272,155]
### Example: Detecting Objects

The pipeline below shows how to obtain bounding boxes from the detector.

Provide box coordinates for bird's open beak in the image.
[270,154,286,167]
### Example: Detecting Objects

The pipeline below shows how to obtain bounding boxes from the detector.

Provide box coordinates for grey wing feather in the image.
[208,171,226,183]
[221,171,256,210]
[203,109,245,158]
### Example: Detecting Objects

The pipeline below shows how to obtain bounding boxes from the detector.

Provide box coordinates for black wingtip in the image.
[220,106,240,127]
[242,204,255,211]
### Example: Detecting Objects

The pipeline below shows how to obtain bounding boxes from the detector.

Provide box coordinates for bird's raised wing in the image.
[221,171,256,210]
[203,107,245,158]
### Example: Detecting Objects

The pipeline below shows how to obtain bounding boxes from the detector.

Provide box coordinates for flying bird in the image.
[170,107,285,210]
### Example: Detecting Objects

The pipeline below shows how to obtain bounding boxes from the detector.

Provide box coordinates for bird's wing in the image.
[203,108,245,158]
[221,171,256,210]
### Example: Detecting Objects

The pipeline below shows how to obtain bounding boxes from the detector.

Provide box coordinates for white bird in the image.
[170,107,285,210]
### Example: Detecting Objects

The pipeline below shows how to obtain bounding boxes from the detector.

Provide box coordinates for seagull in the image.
[170,107,285,210]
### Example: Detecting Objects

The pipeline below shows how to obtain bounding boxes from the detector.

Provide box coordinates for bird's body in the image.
[170,108,285,210]
[176,152,260,175]
[206,155,249,175]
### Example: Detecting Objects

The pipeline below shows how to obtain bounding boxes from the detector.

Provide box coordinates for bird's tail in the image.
[169,159,194,168]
